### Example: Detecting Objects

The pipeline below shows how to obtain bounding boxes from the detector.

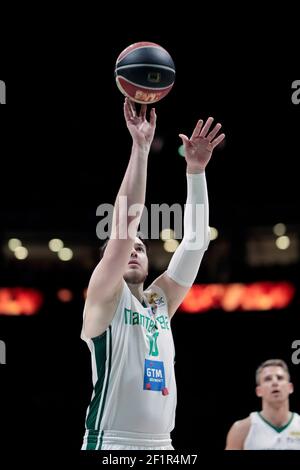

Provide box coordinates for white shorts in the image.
[82,429,173,450]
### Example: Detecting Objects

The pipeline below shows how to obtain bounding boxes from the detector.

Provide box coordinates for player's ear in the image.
[256,385,262,397]
[288,382,294,395]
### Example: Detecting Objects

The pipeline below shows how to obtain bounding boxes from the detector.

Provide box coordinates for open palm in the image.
[180,117,225,171]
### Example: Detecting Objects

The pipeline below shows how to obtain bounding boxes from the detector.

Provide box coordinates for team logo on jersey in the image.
[145,292,166,309]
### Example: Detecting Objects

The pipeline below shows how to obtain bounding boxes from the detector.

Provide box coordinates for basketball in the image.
[115,42,175,104]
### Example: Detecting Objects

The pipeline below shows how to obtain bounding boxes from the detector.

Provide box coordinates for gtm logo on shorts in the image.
[0,80,6,104]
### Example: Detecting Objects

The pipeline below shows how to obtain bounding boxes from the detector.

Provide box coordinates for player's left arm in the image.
[150,117,225,317]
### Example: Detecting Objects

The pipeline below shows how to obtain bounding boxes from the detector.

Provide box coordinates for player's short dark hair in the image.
[255,359,290,385]
[99,233,149,260]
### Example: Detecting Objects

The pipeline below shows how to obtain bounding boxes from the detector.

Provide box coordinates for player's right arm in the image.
[225,417,251,450]
[83,99,156,339]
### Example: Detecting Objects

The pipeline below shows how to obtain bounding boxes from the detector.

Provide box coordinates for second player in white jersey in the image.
[226,359,300,450]
[244,411,300,450]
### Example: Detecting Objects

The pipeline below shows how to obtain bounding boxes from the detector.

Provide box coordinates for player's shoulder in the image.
[225,416,251,450]
[232,415,252,432]
[292,411,300,421]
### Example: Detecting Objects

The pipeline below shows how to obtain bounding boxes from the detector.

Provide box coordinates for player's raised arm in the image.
[83,99,156,338]
[151,117,225,317]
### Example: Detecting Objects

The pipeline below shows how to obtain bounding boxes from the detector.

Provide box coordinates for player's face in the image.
[256,366,293,403]
[124,238,148,285]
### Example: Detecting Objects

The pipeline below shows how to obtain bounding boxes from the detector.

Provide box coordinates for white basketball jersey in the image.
[82,282,176,448]
[244,412,300,450]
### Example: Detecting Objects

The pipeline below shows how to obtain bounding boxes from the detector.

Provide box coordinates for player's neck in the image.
[127,283,144,303]
[261,402,291,427]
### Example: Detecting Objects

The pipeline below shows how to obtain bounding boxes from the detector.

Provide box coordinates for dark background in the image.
[0,11,299,464]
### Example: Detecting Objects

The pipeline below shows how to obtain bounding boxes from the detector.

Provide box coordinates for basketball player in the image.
[225,359,300,450]
[81,98,225,450]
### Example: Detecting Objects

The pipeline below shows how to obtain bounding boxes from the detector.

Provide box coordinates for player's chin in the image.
[124,270,147,284]
[270,393,283,401]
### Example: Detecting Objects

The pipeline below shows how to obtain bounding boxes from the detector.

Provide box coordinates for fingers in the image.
[179,134,190,148]
[191,119,203,139]
[179,133,188,141]
[196,116,225,146]
[123,98,132,121]
[200,117,214,137]
[140,104,147,120]
[207,122,222,142]
[129,99,136,117]
[211,133,225,149]
[124,98,147,124]
[149,107,157,127]
[124,97,137,120]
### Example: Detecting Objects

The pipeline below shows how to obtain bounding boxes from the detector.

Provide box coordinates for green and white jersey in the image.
[82,282,176,446]
[244,412,300,450]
